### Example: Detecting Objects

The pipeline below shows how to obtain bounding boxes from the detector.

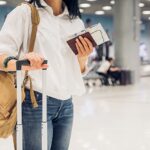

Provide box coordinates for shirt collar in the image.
[39,0,69,17]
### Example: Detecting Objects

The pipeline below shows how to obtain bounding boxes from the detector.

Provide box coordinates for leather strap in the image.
[17,2,40,57]
[21,2,40,108]
[25,3,40,108]
[26,3,40,52]
[22,75,38,108]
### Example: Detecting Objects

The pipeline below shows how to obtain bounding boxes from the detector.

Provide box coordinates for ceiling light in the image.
[110,0,115,5]
[148,17,150,20]
[80,3,91,8]
[0,0,7,5]
[143,10,150,15]
[95,11,105,15]
[102,6,112,11]
[80,9,84,13]
[139,3,145,7]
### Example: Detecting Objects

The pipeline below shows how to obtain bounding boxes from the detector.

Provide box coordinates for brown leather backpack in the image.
[0,3,40,138]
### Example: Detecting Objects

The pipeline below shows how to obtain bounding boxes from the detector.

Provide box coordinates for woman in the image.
[0,0,94,149]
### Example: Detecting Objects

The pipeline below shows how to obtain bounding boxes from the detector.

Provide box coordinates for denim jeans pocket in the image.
[60,100,74,118]
[22,95,43,122]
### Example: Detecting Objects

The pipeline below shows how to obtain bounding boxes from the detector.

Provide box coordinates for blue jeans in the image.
[22,90,73,150]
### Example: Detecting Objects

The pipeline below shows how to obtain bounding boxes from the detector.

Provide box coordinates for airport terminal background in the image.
[1,0,150,150]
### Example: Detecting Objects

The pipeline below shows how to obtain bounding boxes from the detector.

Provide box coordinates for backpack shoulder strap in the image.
[22,2,40,52]
[19,2,40,108]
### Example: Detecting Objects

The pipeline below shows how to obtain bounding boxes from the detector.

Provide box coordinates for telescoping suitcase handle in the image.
[16,59,48,70]
[16,59,48,150]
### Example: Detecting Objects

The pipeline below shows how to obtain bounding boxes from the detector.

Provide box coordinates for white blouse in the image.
[0,0,86,100]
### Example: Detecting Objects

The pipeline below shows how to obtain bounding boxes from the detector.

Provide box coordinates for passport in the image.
[67,32,97,55]
[66,23,110,55]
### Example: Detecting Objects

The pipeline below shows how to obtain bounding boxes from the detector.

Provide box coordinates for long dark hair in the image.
[28,0,81,19]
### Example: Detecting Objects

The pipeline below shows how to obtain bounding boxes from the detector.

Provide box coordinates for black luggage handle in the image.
[16,59,48,70]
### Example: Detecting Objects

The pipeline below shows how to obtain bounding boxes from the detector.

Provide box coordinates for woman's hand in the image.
[75,36,94,73]
[2,52,48,72]
[22,52,48,70]
[75,36,94,59]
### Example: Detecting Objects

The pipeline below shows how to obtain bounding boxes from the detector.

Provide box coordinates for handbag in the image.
[0,2,40,138]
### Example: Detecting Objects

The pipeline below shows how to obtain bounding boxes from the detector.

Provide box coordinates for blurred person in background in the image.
[85,18,92,28]
[96,57,121,85]
[139,42,149,64]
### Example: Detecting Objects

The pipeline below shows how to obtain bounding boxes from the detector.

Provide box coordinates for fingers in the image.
[33,53,44,67]
[25,52,44,67]
[76,38,85,55]
[84,37,93,53]
[24,52,48,70]
[75,42,85,58]
[75,36,94,57]
[42,64,48,69]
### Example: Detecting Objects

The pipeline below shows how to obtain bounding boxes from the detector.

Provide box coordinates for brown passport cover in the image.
[67,32,97,55]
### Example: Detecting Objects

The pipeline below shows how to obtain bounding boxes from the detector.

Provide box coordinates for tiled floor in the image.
[141,65,150,77]
[1,77,150,150]
[70,77,150,150]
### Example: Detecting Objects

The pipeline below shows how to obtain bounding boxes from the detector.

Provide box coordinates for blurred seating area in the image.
[83,44,132,87]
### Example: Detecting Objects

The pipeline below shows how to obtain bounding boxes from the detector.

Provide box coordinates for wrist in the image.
[6,59,17,71]
[2,56,17,71]
[77,56,88,73]
[3,56,17,68]
[77,56,88,62]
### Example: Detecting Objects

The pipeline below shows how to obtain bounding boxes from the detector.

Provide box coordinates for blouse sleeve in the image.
[0,5,26,56]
